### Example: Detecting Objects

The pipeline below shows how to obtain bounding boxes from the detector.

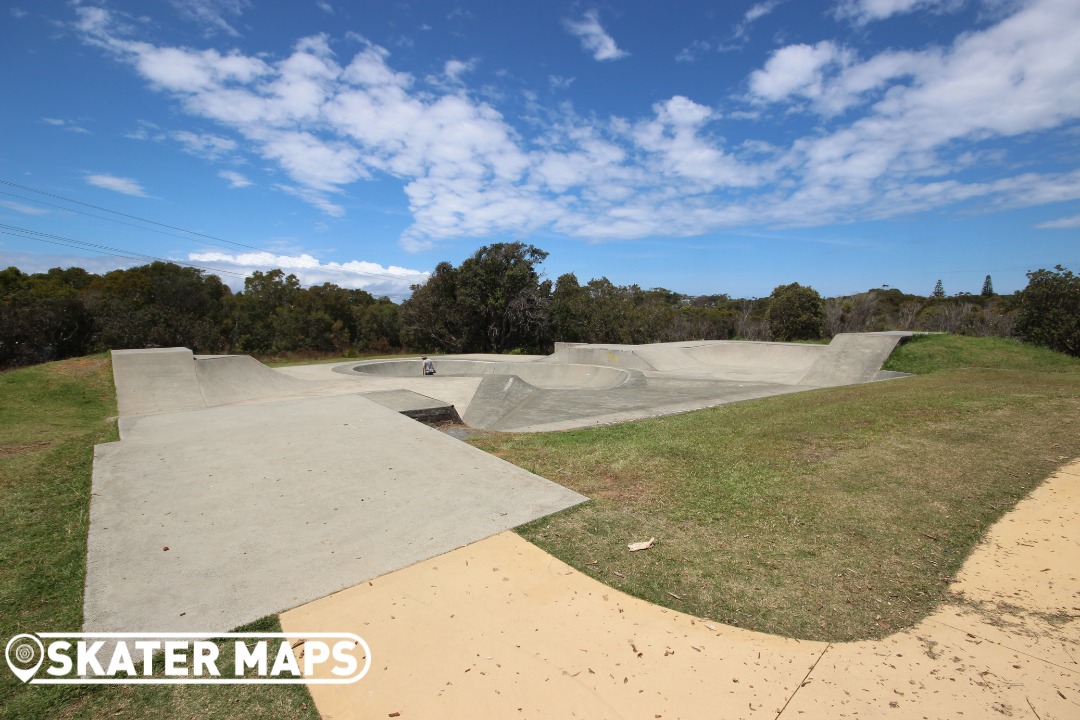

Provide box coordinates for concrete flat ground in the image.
[85,353,585,634]
[283,461,1080,720]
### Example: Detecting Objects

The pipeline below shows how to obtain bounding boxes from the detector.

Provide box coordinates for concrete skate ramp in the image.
[112,348,206,417]
[112,348,321,417]
[644,341,823,384]
[543,345,658,371]
[544,341,823,383]
[346,358,632,390]
[541,335,907,387]
[798,332,907,387]
[193,353,314,405]
[462,375,540,429]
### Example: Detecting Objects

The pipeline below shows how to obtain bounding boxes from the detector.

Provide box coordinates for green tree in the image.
[228,269,302,352]
[981,275,994,297]
[932,279,945,299]
[456,243,551,353]
[399,261,469,353]
[83,262,229,352]
[766,282,825,341]
[401,243,551,354]
[551,273,590,343]
[1,266,98,366]
[1015,265,1080,357]
[356,298,401,352]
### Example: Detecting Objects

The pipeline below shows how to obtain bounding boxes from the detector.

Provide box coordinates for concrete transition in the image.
[333,332,914,432]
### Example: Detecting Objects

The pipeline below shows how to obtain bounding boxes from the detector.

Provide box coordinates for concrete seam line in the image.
[773,642,832,719]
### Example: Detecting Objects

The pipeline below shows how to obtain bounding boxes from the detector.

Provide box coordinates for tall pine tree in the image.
[981,275,994,297]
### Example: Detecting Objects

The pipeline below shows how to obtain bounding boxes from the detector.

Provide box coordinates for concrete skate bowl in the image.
[332,334,912,432]
[338,359,643,430]
[342,358,636,390]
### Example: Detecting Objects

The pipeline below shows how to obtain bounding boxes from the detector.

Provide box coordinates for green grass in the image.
[883,333,1079,374]
[471,335,1080,642]
[0,357,319,720]
[261,351,409,368]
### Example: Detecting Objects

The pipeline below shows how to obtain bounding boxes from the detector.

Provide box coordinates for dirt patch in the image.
[0,440,52,457]
[48,356,108,380]
[587,474,655,503]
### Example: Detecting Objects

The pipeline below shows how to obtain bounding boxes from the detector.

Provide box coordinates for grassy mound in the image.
[471,335,1080,641]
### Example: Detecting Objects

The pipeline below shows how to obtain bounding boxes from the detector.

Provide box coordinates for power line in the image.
[1,189,225,248]
[0,224,249,279]
[0,222,412,299]
[0,178,422,286]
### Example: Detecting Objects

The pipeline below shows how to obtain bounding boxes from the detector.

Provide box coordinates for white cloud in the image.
[274,184,345,217]
[443,58,475,83]
[186,250,429,297]
[172,130,237,159]
[834,0,965,25]
[1036,213,1080,229]
[72,0,1080,251]
[0,200,49,215]
[85,173,149,197]
[749,41,850,103]
[631,96,768,191]
[549,75,574,90]
[41,117,90,134]
[315,1,334,15]
[675,40,711,63]
[745,0,784,23]
[219,170,252,188]
[10,7,27,19]
[170,0,250,37]
[563,10,629,61]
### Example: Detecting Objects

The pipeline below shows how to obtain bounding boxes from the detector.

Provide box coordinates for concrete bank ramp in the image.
[544,340,823,384]
[112,348,206,416]
[543,334,908,387]
[193,353,314,405]
[645,341,823,384]
[112,348,318,416]
[462,375,540,429]
[798,332,909,387]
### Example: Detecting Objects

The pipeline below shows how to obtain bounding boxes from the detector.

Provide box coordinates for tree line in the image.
[2,243,1076,368]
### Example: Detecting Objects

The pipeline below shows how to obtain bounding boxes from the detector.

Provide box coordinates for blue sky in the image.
[1,0,1078,300]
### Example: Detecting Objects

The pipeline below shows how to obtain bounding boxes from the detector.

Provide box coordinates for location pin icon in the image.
[5,634,45,683]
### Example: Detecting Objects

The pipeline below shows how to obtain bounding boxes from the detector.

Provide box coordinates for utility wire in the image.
[0,223,412,298]
[0,224,249,279]
[0,178,421,285]
[1,189,226,248]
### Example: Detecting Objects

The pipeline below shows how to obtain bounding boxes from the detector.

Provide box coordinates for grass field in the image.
[0,356,318,720]
[471,334,1080,641]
